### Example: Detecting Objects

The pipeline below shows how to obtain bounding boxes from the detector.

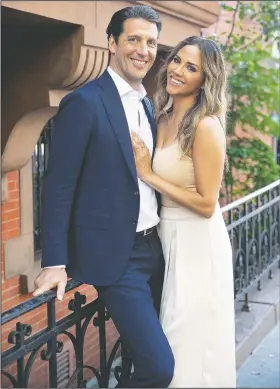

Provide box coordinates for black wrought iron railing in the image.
[1,281,131,388]
[222,179,280,310]
[1,180,280,388]
[32,121,52,253]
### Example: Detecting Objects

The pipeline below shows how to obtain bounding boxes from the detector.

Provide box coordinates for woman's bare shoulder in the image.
[197,116,225,140]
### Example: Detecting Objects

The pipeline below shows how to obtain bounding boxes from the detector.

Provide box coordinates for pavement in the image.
[92,323,280,388]
[237,323,280,388]
[235,263,280,369]
[108,324,280,389]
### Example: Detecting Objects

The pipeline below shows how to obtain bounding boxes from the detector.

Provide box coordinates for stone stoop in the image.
[235,262,280,369]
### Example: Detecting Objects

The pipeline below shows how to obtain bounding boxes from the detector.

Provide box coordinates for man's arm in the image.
[33,92,93,299]
[41,92,93,267]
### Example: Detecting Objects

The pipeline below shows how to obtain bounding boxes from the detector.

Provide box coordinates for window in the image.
[32,119,53,252]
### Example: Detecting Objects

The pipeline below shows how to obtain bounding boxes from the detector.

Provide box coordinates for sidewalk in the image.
[237,323,280,388]
[94,323,280,388]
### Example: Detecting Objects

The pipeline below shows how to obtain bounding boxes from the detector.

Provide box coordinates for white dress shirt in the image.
[107,66,159,232]
[45,67,159,269]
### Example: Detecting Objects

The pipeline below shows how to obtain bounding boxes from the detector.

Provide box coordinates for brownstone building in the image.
[1,1,220,387]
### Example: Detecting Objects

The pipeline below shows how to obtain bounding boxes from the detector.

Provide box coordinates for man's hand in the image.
[33,268,67,300]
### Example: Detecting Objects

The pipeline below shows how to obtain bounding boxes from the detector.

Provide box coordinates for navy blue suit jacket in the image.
[41,70,158,286]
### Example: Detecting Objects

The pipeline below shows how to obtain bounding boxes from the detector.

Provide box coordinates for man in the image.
[33,5,174,388]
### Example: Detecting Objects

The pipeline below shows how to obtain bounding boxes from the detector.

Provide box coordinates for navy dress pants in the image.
[97,229,174,388]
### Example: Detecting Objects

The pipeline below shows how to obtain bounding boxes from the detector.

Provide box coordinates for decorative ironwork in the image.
[1,180,279,387]
[32,120,52,252]
[222,179,280,311]
[1,280,131,388]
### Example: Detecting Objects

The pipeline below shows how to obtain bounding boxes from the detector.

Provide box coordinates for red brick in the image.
[2,314,29,335]
[1,229,20,241]
[1,340,11,353]
[8,190,19,201]
[1,294,29,312]
[32,319,48,334]
[56,309,72,321]
[7,171,19,182]
[1,200,20,213]
[1,276,20,290]
[7,181,18,191]
[1,209,20,222]
[23,309,46,325]
[2,219,20,232]
[1,285,20,301]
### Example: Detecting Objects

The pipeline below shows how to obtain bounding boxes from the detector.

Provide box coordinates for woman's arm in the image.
[131,116,226,218]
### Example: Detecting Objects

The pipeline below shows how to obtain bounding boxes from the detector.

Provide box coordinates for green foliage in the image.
[224,137,279,199]
[210,1,280,201]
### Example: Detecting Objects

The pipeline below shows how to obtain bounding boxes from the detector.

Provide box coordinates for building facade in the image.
[1,1,220,386]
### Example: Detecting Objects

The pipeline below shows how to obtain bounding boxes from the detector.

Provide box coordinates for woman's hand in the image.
[131,131,153,181]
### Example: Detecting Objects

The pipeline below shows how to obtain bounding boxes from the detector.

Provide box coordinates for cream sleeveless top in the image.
[153,140,196,208]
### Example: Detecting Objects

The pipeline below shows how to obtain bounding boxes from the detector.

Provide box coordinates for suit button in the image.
[134,191,139,196]
[133,217,137,224]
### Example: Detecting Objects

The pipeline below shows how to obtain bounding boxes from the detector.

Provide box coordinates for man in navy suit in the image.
[33,5,174,387]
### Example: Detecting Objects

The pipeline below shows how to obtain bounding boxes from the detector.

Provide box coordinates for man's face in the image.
[109,18,159,88]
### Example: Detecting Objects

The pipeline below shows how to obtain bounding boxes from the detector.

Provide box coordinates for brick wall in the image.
[1,170,119,387]
[1,171,22,311]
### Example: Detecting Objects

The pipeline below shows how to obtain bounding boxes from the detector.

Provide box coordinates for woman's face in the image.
[166,44,204,98]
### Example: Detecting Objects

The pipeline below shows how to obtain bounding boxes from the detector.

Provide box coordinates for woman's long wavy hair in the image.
[154,36,228,154]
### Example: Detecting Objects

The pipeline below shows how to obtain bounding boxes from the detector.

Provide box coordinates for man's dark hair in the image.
[106,5,162,43]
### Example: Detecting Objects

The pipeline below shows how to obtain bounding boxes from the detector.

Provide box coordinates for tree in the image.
[208,1,280,202]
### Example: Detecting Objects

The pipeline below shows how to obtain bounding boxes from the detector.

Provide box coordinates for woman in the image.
[131,36,236,387]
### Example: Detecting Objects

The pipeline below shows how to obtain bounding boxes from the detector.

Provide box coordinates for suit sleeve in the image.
[41,92,93,267]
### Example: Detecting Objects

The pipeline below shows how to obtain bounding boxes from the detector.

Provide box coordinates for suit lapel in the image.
[97,71,138,185]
